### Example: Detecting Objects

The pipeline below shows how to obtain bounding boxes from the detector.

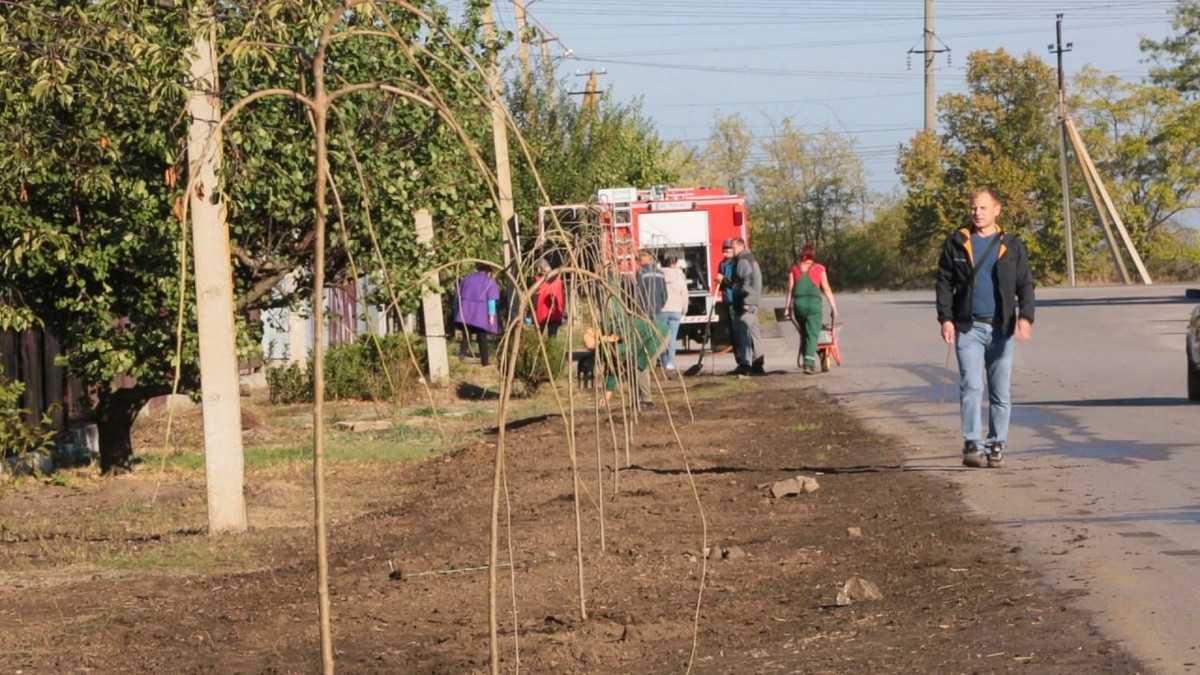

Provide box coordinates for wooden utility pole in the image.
[1050,14,1076,286]
[1072,138,1131,284]
[484,3,517,269]
[187,11,247,534]
[415,209,450,383]
[570,69,606,110]
[1064,117,1153,284]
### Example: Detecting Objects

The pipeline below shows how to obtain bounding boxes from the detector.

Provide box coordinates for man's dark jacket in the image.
[935,227,1035,336]
[635,262,666,317]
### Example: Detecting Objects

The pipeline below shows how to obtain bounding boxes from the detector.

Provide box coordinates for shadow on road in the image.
[1023,397,1196,407]
[884,294,1195,308]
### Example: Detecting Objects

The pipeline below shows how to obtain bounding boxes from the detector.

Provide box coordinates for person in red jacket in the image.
[533,258,564,338]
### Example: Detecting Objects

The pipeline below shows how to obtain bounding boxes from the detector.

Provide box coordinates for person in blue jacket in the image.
[714,240,743,367]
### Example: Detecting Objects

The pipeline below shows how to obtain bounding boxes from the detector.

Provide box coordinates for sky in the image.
[486,0,1182,195]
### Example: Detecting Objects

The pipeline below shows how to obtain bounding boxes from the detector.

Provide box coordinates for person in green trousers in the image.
[783,244,838,374]
[584,292,668,409]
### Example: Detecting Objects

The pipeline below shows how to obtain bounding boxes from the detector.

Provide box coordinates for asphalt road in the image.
[751,284,1200,675]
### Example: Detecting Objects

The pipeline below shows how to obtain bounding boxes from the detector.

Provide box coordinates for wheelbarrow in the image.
[816,322,842,372]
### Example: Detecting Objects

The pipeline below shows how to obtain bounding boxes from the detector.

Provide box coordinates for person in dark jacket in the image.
[935,187,1035,470]
[635,249,666,319]
[714,240,744,369]
[730,237,764,376]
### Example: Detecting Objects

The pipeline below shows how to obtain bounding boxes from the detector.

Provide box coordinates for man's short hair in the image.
[971,186,1003,204]
[637,249,655,260]
[732,237,746,247]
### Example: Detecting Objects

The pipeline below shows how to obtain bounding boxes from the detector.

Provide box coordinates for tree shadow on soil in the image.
[484,414,561,434]
[3,527,206,544]
[627,464,755,476]
[781,464,905,474]
[456,382,500,401]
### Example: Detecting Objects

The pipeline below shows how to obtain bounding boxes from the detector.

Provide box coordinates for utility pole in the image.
[1050,14,1076,286]
[484,3,518,269]
[907,0,949,133]
[570,69,606,110]
[512,0,532,92]
[187,8,246,534]
[923,0,935,132]
[529,15,574,108]
[540,38,555,106]
[415,209,450,384]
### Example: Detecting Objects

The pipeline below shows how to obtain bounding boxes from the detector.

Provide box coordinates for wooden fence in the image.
[0,329,81,432]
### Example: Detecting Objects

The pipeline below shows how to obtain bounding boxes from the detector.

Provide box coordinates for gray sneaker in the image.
[986,442,1006,469]
[962,441,987,468]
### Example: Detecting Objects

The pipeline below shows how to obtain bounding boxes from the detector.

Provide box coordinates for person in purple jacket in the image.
[455,263,501,366]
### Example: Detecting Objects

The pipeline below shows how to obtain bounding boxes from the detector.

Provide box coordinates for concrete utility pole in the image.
[540,39,555,105]
[1050,14,1076,286]
[923,0,936,132]
[513,0,532,92]
[908,0,949,133]
[186,15,247,534]
[415,209,450,384]
[484,3,518,269]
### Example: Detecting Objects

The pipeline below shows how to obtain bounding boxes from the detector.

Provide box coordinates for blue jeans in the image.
[657,311,682,368]
[956,322,1014,446]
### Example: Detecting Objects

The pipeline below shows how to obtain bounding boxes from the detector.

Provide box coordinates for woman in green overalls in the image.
[783,244,838,374]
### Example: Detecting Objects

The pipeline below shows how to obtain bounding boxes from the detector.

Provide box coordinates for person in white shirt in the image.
[659,252,689,372]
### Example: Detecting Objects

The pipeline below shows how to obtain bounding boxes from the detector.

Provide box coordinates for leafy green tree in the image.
[899,49,1070,282]
[0,1,194,472]
[749,118,866,288]
[220,1,497,305]
[0,0,497,472]
[824,193,925,291]
[676,111,752,194]
[896,130,953,254]
[1142,0,1200,98]
[506,71,678,247]
[1073,68,1200,280]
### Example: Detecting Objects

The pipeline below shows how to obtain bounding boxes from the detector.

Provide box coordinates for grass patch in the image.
[104,530,299,573]
[788,422,821,433]
[145,424,450,472]
[683,376,751,399]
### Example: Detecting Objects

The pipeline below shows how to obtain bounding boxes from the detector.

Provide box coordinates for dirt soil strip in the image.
[0,377,1145,674]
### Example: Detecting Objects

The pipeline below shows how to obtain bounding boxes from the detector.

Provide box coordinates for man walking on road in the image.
[730,237,765,376]
[936,187,1035,469]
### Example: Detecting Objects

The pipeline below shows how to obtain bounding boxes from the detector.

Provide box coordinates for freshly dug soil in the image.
[0,375,1143,673]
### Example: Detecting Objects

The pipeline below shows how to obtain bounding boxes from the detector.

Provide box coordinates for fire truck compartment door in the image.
[637,211,709,248]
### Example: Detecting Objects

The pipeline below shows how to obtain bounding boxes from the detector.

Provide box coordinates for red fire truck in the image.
[537,185,749,342]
